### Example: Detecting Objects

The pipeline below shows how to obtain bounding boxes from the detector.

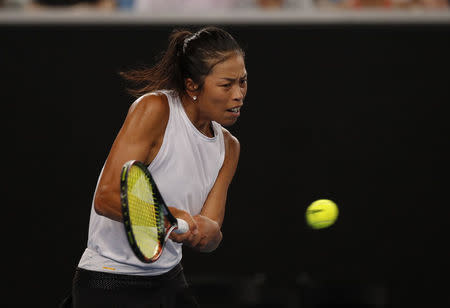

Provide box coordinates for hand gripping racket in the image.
[120,160,189,263]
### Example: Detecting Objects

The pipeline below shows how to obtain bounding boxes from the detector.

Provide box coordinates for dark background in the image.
[3,23,449,307]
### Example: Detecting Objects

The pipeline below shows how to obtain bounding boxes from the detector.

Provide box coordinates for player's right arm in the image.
[94,93,198,238]
[93,94,168,222]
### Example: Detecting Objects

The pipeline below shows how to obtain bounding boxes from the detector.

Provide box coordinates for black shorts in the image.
[69,264,199,308]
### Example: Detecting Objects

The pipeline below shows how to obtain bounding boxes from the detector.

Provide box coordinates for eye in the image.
[221,83,232,88]
[240,79,247,87]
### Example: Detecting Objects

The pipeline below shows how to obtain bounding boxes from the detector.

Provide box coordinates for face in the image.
[196,53,247,127]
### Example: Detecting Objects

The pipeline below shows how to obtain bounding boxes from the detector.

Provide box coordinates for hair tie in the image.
[182,30,204,54]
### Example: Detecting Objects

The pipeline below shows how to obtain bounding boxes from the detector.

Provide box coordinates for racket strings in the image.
[127,166,163,258]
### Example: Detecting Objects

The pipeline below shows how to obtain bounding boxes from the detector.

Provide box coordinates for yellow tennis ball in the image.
[306,199,339,229]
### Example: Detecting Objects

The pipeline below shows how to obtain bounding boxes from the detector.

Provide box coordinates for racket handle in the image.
[174,219,189,234]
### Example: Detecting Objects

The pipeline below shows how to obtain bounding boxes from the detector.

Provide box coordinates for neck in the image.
[181,94,214,138]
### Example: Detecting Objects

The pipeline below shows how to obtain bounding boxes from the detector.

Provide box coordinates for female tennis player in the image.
[69,26,246,307]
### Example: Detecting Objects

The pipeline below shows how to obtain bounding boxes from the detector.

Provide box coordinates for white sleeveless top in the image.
[78,90,225,275]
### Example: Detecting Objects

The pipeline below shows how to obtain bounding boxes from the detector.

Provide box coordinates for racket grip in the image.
[174,219,189,234]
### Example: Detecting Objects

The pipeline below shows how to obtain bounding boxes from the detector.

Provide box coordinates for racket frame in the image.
[120,160,180,263]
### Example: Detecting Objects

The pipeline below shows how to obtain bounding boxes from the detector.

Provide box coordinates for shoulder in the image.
[221,127,240,161]
[128,92,170,118]
[121,92,170,136]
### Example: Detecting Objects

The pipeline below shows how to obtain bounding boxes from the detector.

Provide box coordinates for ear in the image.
[185,78,200,96]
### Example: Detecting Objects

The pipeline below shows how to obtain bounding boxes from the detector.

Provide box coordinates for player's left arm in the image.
[190,128,240,252]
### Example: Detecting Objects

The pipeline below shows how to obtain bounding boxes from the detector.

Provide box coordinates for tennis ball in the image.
[306,199,339,229]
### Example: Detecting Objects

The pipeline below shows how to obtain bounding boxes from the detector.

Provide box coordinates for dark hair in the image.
[120,26,244,98]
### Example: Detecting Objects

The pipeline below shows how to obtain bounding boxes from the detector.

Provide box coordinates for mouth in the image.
[226,106,241,115]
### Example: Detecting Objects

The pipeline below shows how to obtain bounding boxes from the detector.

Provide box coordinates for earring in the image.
[192,96,197,102]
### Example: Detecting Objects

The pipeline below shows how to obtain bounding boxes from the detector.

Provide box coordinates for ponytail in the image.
[120,29,191,98]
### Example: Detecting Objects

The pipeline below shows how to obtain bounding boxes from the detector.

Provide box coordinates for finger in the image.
[186,218,199,235]
[169,231,188,242]
[186,230,203,247]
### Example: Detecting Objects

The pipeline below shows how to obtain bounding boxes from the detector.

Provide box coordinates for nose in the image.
[233,85,245,102]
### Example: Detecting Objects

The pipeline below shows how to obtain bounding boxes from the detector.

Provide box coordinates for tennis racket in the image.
[120,160,189,263]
